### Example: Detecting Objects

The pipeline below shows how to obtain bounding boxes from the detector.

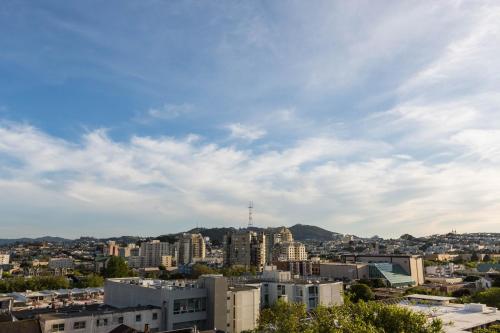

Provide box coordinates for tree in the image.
[473,288,500,309]
[483,254,492,262]
[348,284,374,302]
[474,324,500,333]
[103,256,131,278]
[471,252,479,262]
[252,299,443,333]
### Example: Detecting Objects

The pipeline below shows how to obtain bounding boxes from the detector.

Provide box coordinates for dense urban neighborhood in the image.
[1,226,499,332]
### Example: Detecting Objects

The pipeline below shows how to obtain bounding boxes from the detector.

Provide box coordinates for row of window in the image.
[51,313,158,332]
[173,298,207,315]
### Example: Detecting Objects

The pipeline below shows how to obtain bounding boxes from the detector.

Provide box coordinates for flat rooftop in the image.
[107,278,202,290]
[406,294,456,302]
[399,301,500,333]
[13,304,160,320]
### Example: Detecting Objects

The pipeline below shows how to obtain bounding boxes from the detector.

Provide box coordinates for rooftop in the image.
[399,301,500,333]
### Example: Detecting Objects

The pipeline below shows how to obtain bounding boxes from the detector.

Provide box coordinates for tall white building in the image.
[178,233,206,265]
[273,241,307,262]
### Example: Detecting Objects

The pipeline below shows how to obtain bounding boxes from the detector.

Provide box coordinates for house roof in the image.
[0,319,42,333]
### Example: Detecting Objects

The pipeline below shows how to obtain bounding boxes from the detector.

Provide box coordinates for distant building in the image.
[272,241,307,262]
[223,230,266,271]
[343,254,425,286]
[48,257,74,270]
[140,240,177,268]
[318,262,370,281]
[265,227,293,264]
[0,254,10,265]
[178,233,206,265]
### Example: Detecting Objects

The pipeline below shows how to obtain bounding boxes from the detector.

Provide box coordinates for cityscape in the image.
[1,1,500,333]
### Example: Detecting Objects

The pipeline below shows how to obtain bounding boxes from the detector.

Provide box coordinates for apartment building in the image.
[140,240,177,268]
[223,230,266,271]
[48,257,74,270]
[259,267,343,310]
[0,254,10,265]
[178,233,206,265]
[11,304,161,333]
[104,275,260,333]
[272,241,307,262]
[264,227,293,264]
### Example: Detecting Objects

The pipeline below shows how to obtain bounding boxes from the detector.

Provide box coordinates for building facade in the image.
[223,231,266,271]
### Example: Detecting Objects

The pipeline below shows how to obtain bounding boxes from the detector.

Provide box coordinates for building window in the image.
[173,298,207,314]
[152,313,158,320]
[118,317,124,324]
[136,314,142,322]
[73,321,86,329]
[51,323,65,332]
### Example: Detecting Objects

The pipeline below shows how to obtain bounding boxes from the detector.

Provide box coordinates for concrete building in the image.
[178,233,206,265]
[12,304,161,333]
[319,262,370,281]
[48,257,74,270]
[104,241,120,257]
[397,295,500,333]
[226,286,260,333]
[343,254,425,285]
[259,266,343,310]
[140,240,177,268]
[223,231,266,271]
[104,275,260,333]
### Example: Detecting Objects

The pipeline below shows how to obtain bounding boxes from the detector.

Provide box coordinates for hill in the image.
[156,224,339,244]
[289,224,340,241]
[0,236,72,246]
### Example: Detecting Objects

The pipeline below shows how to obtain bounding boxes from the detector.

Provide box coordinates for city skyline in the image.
[1,1,500,238]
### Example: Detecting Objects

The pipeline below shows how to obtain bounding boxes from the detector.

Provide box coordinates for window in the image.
[152,313,158,320]
[73,321,86,329]
[118,317,124,324]
[96,318,108,327]
[51,323,65,332]
[136,314,142,322]
[173,298,207,314]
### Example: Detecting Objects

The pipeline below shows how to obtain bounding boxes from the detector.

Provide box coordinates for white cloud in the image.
[226,123,266,141]
[1,118,500,238]
[136,103,193,123]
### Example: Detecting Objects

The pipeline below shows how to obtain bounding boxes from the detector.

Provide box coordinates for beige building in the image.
[224,230,266,271]
[265,227,294,264]
[273,241,307,262]
[0,254,10,265]
[178,233,206,265]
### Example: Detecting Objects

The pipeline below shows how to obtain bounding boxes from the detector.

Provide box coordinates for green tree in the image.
[252,299,443,333]
[474,324,500,333]
[348,284,375,302]
[473,288,500,308]
[103,256,131,278]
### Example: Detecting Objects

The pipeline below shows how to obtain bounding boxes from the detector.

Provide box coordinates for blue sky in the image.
[1,1,499,238]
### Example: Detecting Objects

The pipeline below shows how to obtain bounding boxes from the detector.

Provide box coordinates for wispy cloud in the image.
[226,123,266,141]
[135,103,194,124]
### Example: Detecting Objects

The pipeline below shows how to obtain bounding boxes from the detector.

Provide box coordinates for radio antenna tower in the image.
[248,201,254,228]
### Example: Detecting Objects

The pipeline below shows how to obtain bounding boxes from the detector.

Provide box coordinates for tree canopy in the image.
[251,300,443,333]
[103,256,132,278]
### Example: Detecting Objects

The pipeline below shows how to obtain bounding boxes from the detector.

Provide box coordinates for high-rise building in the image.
[272,241,307,262]
[178,233,206,265]
[224,230,266,271]
[0,254,10,265]
[140,240,176,267]
[265,227,294,264]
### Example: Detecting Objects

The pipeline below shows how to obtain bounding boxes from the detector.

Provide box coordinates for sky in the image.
[0,1,499,238]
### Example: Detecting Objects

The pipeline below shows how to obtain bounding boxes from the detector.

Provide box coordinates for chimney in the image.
[144,323,150,333]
